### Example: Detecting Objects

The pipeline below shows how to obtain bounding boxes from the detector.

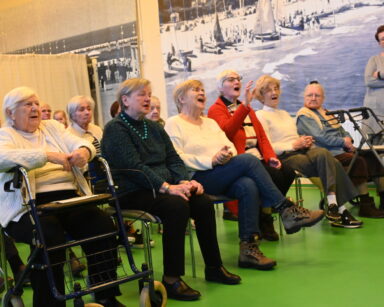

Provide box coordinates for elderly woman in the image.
[67,95,102,155]
[164,79,323,271]
[101,78,241,302]
[41,103,52,120]
[208,69,296,241]
[0,87,121,307]
[145,95,165,126]
[255,75,362,229]
[297,81,384,217]
[363,25,384,134]
[53,110,69,128]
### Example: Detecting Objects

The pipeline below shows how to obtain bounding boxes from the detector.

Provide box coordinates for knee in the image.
[234,153,262,168]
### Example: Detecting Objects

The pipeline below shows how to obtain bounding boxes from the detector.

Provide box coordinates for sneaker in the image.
[129,230,155,249]
[326,203,341,221]
[260,213,279,241]
[238,240,276,270]
[280,200,324,234]
[331,210,363,229]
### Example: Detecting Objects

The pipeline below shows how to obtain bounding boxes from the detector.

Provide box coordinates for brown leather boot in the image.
[238,239,276,270]
[358,195,384,218]
[260,213,279,241]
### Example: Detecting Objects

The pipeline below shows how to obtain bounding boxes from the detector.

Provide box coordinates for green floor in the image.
[6,186,384,307]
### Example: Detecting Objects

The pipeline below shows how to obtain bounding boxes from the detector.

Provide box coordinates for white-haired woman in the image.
[67,95,102,154]
[0,87,122,307]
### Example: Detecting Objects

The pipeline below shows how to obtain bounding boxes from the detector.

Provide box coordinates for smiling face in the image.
[122,85,152,120]
[262,83,281,108]
[304,84,324,110]
[11,95,41,132]
[220,72,242,101]
[180,84,206,113]
[73,100,92,129]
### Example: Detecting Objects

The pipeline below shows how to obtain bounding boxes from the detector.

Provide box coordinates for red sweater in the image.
[208,96,277,162]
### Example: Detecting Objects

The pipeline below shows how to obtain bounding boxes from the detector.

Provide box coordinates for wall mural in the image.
[158,0,384,117]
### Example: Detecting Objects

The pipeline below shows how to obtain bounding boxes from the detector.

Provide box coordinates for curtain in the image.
[0,53,90,125]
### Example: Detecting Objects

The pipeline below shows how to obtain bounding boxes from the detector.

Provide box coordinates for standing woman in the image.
[101,78,241,302]
[363,25,384,135]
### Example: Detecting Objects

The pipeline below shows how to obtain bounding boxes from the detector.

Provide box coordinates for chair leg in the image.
[141,220,154,274]
[187,219,196,278]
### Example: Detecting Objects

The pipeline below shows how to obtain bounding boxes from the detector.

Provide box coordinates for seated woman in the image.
[145,95,165,126]
[164,79,324,271]
[101,78,241,302]
[255,75,361,229]
[67,95,102,155]
[53,110,69,128]
[208,69,296,241]
[0,87,121,307]
[296,81,384,217]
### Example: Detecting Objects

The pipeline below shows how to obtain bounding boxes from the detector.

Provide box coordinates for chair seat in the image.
[104,207,161,224]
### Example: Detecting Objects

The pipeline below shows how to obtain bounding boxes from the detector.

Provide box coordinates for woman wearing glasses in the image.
[208,69,296,241]
[363,25,384,134]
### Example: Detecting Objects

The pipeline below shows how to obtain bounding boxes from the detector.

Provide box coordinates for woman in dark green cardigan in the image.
[101,78,240,302]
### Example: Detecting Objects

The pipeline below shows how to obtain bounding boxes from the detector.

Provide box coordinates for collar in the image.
[263,105,278,112]
[71,122,87,134]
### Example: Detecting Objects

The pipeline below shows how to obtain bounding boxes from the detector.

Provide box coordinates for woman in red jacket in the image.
[208,70,296,241]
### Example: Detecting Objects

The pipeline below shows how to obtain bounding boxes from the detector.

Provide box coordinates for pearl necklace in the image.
[120,112,148,140]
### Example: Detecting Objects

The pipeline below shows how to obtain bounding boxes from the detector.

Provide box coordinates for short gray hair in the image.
[67,95,95,123]
[3,86,38,126]
[116,78,151,111]
[216,69,240,92]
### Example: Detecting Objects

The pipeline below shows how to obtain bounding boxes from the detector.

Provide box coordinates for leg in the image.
[262,161,296,196]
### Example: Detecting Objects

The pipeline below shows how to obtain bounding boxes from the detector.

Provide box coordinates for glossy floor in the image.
[7,187,384,307]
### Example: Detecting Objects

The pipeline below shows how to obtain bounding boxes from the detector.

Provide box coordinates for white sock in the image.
[327,194,337,206]
[338,205,347,214]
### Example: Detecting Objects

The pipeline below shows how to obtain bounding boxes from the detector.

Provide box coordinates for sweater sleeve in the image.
[297,115,345,148]
[365,56,384,88]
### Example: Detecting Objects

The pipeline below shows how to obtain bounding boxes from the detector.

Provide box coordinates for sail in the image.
[254,0,277,35]
[213,13,225,43]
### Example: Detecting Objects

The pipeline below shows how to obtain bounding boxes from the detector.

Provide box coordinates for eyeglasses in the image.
[224,76,242,82]
[305,93,322,98]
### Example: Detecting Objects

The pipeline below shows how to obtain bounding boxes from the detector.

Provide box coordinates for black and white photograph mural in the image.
[158,0,384,116]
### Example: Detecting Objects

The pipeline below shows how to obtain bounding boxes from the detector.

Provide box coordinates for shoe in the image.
[326,203,341,221]
[238,240,276,270]
[331,210,363,229]
[205,266,241,285]
[280,200,324,234]
[96,297,126,307]
[358,195,384,218]
[162,278,201,301]
[69,250,86,277]
[223,210,238,221]
[260,213,279,241]
[129,230,155,249]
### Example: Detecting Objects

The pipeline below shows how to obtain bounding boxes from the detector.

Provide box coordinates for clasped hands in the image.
[212,145,233,166]
[46,147,90,171]
[293,135,314,150]
[162,180,204,201]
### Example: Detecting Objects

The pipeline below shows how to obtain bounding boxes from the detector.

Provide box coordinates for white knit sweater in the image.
[0,120,95,227]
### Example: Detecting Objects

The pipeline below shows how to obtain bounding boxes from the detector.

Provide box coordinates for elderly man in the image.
[296,81,384,217]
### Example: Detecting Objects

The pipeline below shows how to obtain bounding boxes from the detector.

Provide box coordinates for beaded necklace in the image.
[120,112,148,140]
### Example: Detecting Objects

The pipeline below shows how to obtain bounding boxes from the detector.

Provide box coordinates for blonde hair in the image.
[116,78,151,111]
[253,75,280,102]
[173,79,203,113]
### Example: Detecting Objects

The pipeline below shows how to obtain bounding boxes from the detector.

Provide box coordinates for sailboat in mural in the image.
[254,0,280,41]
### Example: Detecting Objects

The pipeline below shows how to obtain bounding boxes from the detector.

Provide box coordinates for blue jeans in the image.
[192,154,285,240]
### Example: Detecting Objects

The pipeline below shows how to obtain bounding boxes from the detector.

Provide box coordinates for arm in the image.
[365,56,384,88]
[297,115,345,148]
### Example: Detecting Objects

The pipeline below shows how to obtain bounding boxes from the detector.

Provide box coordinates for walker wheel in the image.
[139,280,167,307]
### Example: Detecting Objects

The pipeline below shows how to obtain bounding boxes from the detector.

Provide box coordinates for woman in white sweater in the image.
[0,87,122,307]
[165,79,324,271]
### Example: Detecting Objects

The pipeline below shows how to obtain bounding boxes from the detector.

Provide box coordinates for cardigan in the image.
[0,120,95,227]
[208,96,276,162]
[101,113,189,194]
[164,115,236,176]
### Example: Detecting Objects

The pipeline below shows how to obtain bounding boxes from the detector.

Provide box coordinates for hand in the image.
[243,80,254,107]
[46,152,72,171]
[167,182,194,201]
[212,146,233,166]
[373,71,379,79]
[293,136,313,150]
[343,137,355,152]
[268,157,281,169]
[182,180,204,195]
[69,148,90,168]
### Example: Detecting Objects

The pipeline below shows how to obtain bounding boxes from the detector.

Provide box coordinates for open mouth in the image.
[234,87,240,91]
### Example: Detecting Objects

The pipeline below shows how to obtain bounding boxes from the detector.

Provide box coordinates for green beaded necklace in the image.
[120,112,148,140]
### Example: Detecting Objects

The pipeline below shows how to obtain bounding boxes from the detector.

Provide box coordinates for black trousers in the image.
[262,161,296,195]
[5,190,120,307]
[118,191,222,277]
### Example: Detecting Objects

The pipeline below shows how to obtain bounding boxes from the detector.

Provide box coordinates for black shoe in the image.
[223,210,238,221]
[331,210,363,229]
[162,278,201,301]
[96,297,126,307]
[260,213,279,241]
[326,203,341,221]
[205,266,241,285]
